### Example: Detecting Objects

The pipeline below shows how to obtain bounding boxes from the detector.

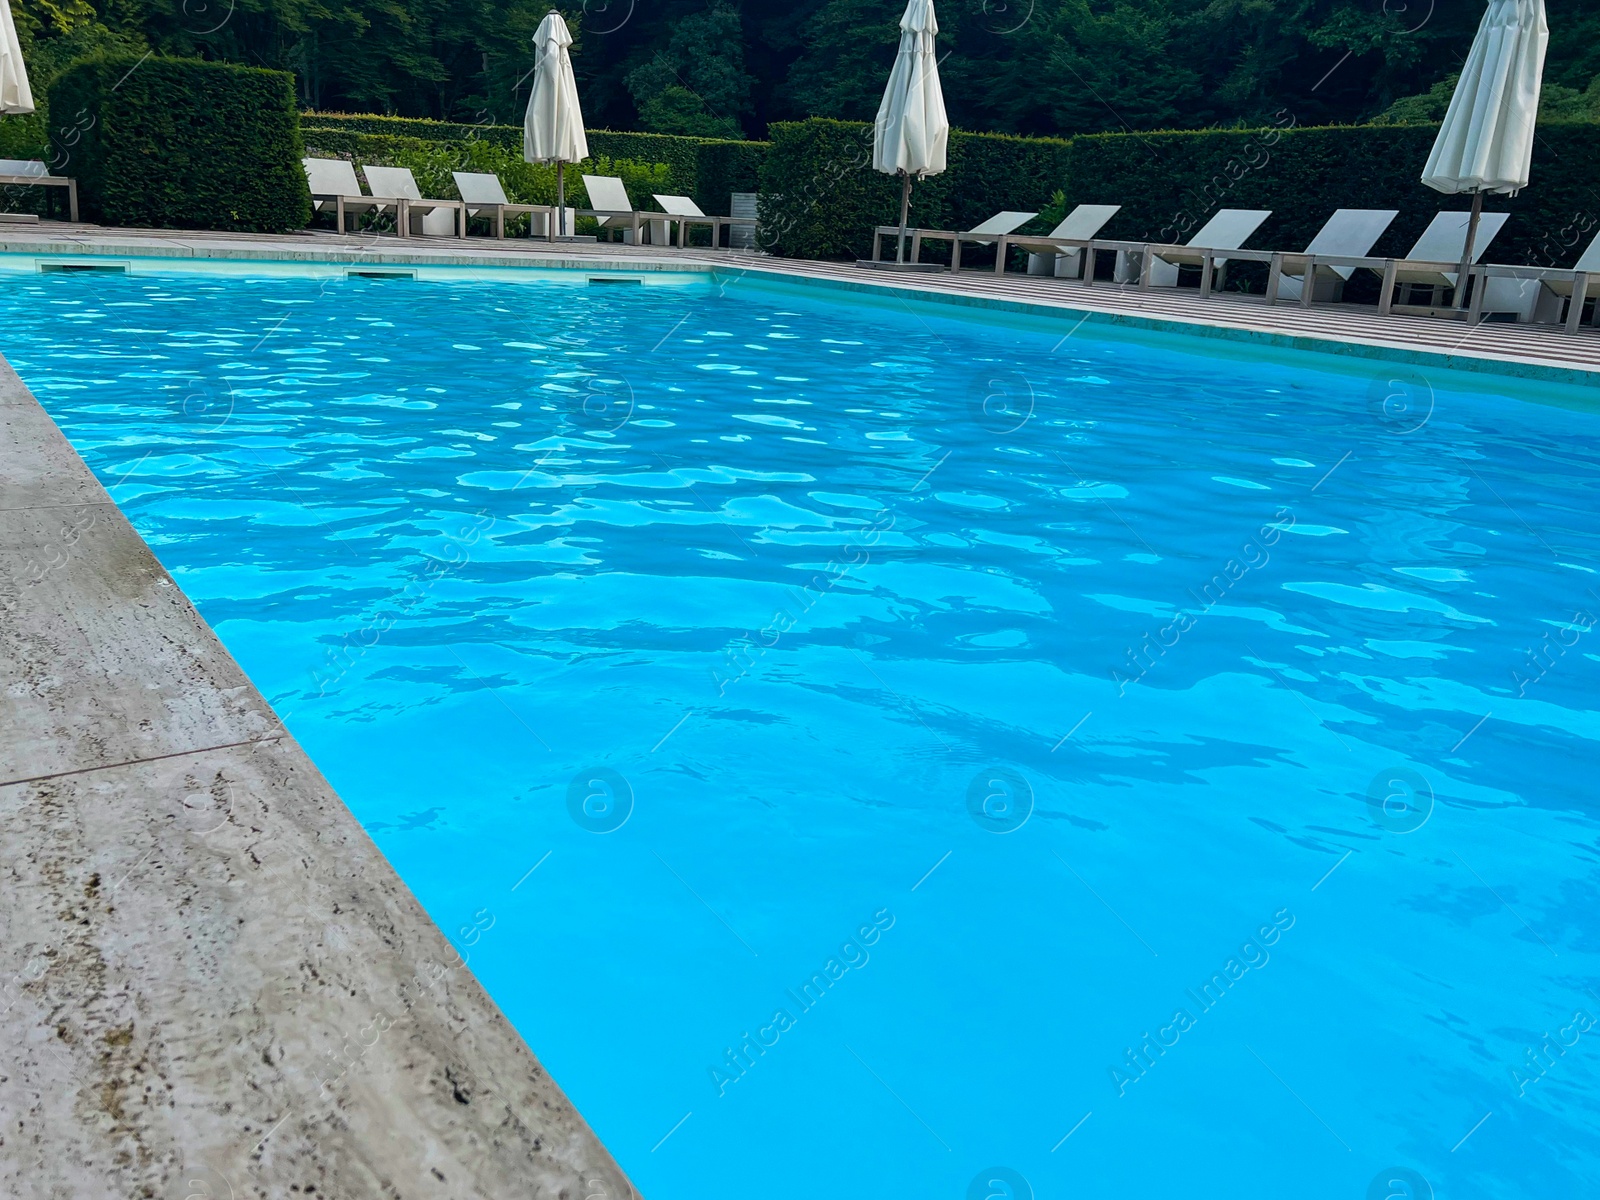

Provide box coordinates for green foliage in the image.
[635,86,744,140]
[1374,76,1458,126]
[693,138,765,209]
[779,0,898,123]
[624,2,750,138]
[0,12,148,174]
[1381,72,1600,125]
[1055,121,1600,270]
[302,111,521,149]
[1543,76,1600,122]
[302,114,765,213]
[7,0,1600,138]
[48,54,309,231]
[757,118,1074,260]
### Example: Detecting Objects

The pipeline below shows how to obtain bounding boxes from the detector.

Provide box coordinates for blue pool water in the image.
[5,264,1600,1199]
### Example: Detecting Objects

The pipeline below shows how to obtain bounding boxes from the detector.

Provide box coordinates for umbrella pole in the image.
[553,160,564,241]
[1457,189,1484,312]
[895,171,911,264]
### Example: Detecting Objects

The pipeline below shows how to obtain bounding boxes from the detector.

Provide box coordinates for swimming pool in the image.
[6,263,1599,1199]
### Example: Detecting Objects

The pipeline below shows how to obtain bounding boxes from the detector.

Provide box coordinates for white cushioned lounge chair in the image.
[451,171,572,238]
[1144,209,1272,290]
[1268,209,1400,304]
[360,165,465,238]
[303,158,387,234]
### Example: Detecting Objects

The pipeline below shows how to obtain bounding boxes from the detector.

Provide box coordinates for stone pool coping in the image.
[0,354,639,1196]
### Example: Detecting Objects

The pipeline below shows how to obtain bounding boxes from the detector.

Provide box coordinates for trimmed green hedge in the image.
[1059,120,1600,271]
[302,111,517,146]
[760,115,1600,267]
[758,118,1074,260]
[51,55,309,232]
[301,112,765,214]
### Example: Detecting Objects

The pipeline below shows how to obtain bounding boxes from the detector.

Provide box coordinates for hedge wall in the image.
[301,112,764,214]
[757,118,1075,260]
[1059,120,1600,272]
[51,55,309,233]
[302,111,519,147]
[759,115,1600,267]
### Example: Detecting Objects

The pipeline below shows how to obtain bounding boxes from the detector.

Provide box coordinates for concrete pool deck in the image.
[0,218,1591,1195]
[0,351,637,1195]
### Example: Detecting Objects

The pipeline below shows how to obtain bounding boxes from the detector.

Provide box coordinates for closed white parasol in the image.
[1421,0,1548,305]
[524,10,588,239]
[0,0,35,115]
[873,0,948,264]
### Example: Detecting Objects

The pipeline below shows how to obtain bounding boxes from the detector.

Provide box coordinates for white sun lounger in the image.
[1539,230,1600,331]
[360,165,465,238]
[1541,229,1600,298]
[0,158,77,222]
[1266,209,1400,304]
[582,175,647,243]
[647,193,760,249]
[651,194,705,246]
[303,158,394,234]
[996,204,1123,277]
[1538,230,1600,324]
[949,211,1040,271]
[1475,228,1600,331]
[1383,209,1510,308]
[451,171,570,238]
[1144,209,1273,289]
[869,209,1038,269]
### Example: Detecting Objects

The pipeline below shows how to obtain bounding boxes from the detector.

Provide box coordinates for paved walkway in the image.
[2,221,1596,383]
[0,355,636,1196]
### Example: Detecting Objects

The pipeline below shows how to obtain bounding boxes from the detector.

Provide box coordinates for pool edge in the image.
[0,230,1591,390]
[0,355,643,1198]
[712,266,1600,394]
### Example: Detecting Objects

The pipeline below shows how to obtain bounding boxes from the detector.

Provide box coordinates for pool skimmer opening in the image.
[39,261,128,274]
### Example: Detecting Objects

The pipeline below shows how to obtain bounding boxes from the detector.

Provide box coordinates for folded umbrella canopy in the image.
[873,0,948,264]
[0,0,34,114]
[524,10,588,240]
[1421,0,1548,305]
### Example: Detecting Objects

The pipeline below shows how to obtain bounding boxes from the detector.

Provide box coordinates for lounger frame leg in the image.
[1378,260,1398,316]
[1198,252,1215,299]
[335,196,346,235]
[1300,257,1316,309]
[1265,253,1283,305]
[1468,269,1486,325]
[1082,242,1096,287]
[994,235,1008,275]
[1567,273,1591,335]
[950,237,963,274]
[67,179,79,224]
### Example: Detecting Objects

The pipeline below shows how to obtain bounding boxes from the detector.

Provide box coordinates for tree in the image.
[625,2,753,137]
